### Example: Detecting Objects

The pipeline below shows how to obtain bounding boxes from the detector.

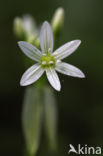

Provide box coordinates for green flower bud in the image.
[27,35,35,44]
[13,17,25,39]
[13,15,39,42]
[51,7,64,34]
[34,38,40,49]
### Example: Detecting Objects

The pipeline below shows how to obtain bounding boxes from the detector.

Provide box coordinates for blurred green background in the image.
[0,0,103,155]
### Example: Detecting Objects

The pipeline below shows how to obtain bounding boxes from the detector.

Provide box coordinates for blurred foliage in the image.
[0,0,103,155]
[22,85,43,155]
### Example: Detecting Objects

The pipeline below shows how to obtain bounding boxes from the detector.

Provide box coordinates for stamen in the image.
[42,53,46,56]
[42,61,46,65]
[49,61,54,65]
[48,48,51,53]
[41,53,55,68]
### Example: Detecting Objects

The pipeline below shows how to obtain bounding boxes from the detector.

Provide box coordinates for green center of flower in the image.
[41,53,55,68]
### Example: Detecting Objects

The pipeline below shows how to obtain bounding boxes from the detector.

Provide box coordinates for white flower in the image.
[18,21,85,91]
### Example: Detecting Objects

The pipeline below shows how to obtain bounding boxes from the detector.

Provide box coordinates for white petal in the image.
[18,41,42,62]
[40,21,53,53]
[20,63,44,86]
[56,62,85,78]
[52,40,81,60]
[46,68,61,91]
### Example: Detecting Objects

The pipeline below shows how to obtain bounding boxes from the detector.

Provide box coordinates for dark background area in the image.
[0,0,103,155]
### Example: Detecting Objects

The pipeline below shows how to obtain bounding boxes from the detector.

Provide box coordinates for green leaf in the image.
[22,85,43,155]
[44,85,58,151]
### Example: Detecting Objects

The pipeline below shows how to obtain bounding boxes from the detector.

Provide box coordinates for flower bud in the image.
[13,17,25,39]
[27,35,35,44]
[13,15,39,41]
[51,7,64,34]
[22,15,38,38]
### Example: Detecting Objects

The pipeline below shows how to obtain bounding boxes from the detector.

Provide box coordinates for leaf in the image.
[22,85,43,155]
[43,85,58,151]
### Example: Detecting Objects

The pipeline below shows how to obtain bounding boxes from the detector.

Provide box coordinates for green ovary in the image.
[41,54,55,68]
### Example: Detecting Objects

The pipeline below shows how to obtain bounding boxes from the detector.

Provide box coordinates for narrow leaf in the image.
[22,85,43,155]
[43,85,58,151]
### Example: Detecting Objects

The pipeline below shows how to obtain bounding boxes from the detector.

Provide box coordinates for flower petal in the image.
[46,68,61,91]
[20,63,44,86]
[40,21,53,53]
[56,62,85,78]
[18,41,42,62]
[53,40,81,60]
